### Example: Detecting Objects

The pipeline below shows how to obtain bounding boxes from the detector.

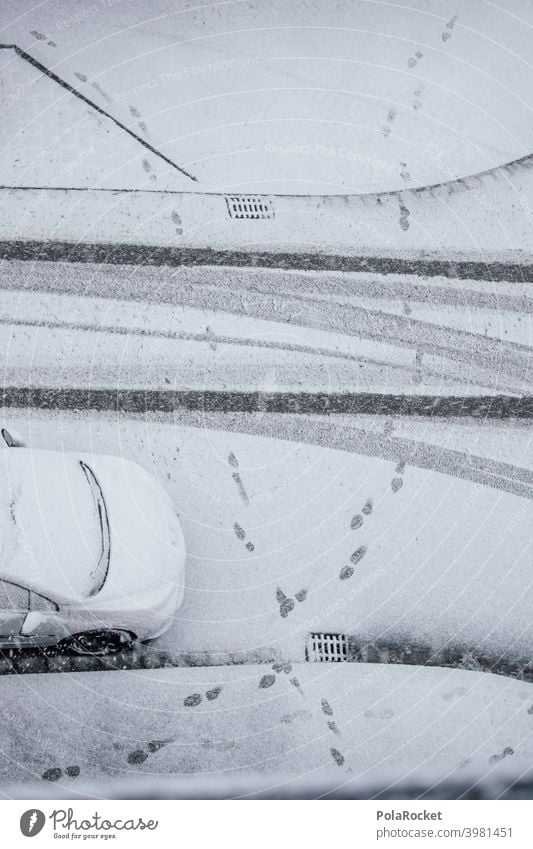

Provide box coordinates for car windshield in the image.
[79,461,111,596]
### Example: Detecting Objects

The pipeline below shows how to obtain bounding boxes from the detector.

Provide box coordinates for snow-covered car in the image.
[0,429,185,654]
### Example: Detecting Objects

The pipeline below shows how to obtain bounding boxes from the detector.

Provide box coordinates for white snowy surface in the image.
[2,0,533,193]
[0,663,531,789]
[3,2,533,258]
[2,260,531,396]
[2,409,531,663]
[0,47,193,192]
[0,448,100,599]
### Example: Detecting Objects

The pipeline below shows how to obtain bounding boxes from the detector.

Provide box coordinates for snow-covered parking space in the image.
[2,407,532,665]
[1,662,532,791]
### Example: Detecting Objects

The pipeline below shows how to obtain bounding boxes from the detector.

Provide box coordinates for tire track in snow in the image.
[4,260,530,313]
[2,239,533,282]
[8,271,528,390]
[3,386,533,420]
[3,389,533,501]
[0,316,420,381]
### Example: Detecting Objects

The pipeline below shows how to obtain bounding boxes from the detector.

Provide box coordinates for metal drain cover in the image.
[225,195,275,219]
[307,632,347,662]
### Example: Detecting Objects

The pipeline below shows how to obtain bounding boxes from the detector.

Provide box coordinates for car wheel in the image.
[64,630,135,656]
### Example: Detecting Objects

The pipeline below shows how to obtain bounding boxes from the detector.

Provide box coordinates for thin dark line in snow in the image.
[0,44,198,182]
[0,315,481,389]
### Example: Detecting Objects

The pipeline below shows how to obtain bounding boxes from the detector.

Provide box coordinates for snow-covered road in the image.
[3,259,532,396]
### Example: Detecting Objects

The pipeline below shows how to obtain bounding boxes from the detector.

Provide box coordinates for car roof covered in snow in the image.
[0,448,103,602]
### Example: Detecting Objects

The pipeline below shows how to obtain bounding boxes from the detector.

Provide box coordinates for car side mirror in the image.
[21,611,45,635]
[1,428,24,448]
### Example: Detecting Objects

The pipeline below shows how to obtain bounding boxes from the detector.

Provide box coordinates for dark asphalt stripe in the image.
[2,45,197,182]
[2,240,533,281]
[2,387,531,417]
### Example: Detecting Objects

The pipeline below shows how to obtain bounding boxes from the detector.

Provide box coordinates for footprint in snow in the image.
[234,522,254,551]
[127,749,148,765]
[321,698,333,716]
[362,499,373,516]
[399,202,411,231]
[171,210,183,235]
[184,693,202,707]
[407,50,423,68]
[42,765,80,780]
[489,747,514,765]
[330,747,345,767]
[272,661,292,674]
[184,686,223,707]
[442,15,458,42]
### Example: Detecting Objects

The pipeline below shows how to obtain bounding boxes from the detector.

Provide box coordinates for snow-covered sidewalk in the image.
[0,662,531,790]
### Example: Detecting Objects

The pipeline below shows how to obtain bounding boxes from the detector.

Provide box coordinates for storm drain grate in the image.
[225,195,275,219]
[307,632,347,662]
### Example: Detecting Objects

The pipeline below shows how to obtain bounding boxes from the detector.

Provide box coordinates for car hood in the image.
[79,453,185,608]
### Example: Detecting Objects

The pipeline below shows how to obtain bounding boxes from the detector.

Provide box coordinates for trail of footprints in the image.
[229,452,255,552]
[276,587,308,618]
[275,460,407,609]
[258,672,349,769]
[339,462,405,580]
[129,104,148,135]
[382,107,396,138]
[321,698,350,769]
[257,661,304,698]
[234,522,255,552]
[228,452,250,505]
[125,686,223,766]
[30,29,56,47]
[42,764,80,781]
[340,497,372,580]
[73,71,112,102]
[383,15,458,128]
[43,661,527,779]
[442,15,458,42]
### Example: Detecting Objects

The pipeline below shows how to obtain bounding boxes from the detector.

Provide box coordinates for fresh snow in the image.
[2,408,532,664]
[2,260,531,396]
[1,0,533,796]
[3,0,533,193]
[0,663,531,789]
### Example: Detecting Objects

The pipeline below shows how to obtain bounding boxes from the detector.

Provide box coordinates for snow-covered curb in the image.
[2,150,533,260]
